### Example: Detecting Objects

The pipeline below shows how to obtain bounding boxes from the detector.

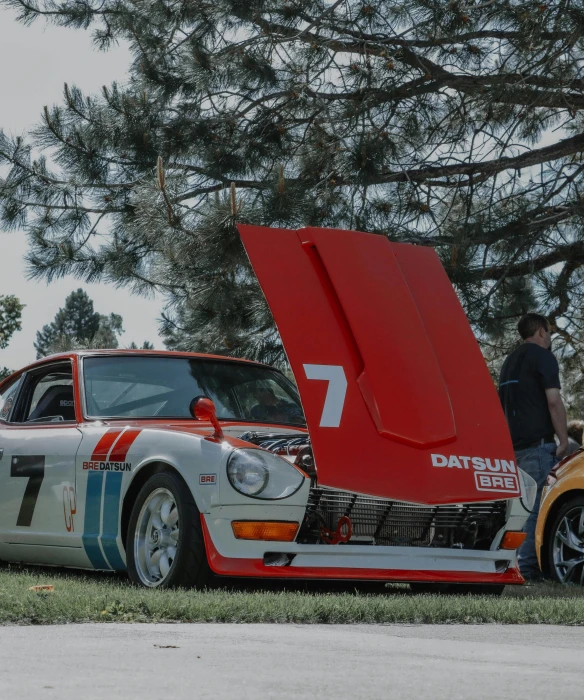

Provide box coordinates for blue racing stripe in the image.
[100,472,127,571]
[82,471,110,570]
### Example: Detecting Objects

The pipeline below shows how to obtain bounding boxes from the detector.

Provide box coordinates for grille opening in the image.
[299,487,507,549]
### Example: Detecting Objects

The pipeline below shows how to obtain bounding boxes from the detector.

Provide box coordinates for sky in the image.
[0,5,162,369]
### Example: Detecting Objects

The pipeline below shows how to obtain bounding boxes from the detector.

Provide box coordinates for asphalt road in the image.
[0,623,582,699]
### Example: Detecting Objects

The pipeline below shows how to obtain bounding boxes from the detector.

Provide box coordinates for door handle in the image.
[0,448,4,461]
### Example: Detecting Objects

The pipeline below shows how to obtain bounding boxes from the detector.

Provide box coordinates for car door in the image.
[0,360,84,563]
[0,374,25,557]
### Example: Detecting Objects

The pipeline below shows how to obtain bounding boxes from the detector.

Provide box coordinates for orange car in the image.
[536,449,584,584]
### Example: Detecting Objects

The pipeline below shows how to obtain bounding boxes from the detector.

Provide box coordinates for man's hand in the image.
[548,440,568,486]
[556,441,569,459]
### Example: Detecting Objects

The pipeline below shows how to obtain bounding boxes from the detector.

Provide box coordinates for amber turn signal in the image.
[500,531,527,550]
[231,521,299,541]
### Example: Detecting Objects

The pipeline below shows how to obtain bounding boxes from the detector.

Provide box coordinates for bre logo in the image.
[200,474,216,485]
[474,472,519,493]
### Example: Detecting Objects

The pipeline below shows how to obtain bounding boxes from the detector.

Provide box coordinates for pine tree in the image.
[0,294,24,379]
[34,288,123,357]
[3,1,584,367]
[93,312,124,348]
[0,295,24,351]
[127,341,155,350]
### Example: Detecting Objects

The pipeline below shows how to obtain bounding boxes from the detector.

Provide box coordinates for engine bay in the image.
[240,431,507,550]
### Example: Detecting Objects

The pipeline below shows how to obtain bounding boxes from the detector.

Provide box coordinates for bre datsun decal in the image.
[83,460,132,472]
[199,474,217,485]
[431,453,519,494]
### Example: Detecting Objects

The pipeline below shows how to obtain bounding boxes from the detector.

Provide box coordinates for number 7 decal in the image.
[11,456,45,527]
[303,364,347,427]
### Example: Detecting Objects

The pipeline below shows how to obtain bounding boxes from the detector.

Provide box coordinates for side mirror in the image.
[189,396,224,441]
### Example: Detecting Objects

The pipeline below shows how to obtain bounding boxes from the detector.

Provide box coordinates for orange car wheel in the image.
[545,495,584,585]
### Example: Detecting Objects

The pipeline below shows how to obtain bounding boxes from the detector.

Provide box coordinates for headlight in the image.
[227,448,304,500]
[519,468,537,512]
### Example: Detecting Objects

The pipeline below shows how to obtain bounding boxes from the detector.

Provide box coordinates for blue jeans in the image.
[515,442,558,578]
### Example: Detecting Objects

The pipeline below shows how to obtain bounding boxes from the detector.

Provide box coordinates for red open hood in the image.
[238,225,519,504]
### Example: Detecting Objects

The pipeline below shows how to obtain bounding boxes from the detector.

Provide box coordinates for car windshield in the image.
[83,356,306,427]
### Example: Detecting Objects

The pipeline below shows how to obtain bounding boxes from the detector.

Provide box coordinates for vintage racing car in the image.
[0,226,535,590]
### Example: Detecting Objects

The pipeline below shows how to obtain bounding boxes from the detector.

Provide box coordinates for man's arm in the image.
[545,388,569,458]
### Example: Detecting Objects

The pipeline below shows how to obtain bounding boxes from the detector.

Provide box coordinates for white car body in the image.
[0,356,530,584]
[0,226,535,588]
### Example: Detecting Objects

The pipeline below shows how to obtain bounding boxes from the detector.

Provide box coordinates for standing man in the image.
[499,313,568,581]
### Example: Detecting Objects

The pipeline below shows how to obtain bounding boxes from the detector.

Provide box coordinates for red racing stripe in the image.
[109,428,142,462]
[91,429,123,461]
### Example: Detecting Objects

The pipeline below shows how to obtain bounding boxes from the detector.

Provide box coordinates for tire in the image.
[126,471,212,589]
[409,582,504,596]
[545,495,584,585]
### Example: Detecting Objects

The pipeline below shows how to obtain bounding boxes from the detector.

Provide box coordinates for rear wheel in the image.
[409,582,504,596]
[126,471,212,589]
[546,495,584,585]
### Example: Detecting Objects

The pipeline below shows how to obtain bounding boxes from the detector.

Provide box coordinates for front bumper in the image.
[201,515,524,585]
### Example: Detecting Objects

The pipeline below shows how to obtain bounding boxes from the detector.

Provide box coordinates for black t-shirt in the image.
[498,343,561,449]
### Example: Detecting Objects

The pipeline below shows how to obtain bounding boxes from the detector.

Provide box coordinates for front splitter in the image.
[201,515,524,585]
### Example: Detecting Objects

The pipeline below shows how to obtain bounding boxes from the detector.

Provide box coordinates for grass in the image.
[2,565,584,625]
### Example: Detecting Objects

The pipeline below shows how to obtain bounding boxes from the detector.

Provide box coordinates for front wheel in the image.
[545,495,584,585]
[126,471,212,589]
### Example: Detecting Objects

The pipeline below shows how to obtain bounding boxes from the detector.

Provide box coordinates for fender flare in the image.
[120,458,200,548]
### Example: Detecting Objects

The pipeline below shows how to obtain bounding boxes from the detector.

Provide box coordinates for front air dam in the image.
[201,515,524,585]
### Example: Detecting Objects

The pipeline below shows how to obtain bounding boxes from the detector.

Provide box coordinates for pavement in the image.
[0,623,582,699]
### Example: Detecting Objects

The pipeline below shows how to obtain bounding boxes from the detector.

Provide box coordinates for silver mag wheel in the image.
[551,505,584,585]
[127,471,212,589]
[134,488,179,587]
